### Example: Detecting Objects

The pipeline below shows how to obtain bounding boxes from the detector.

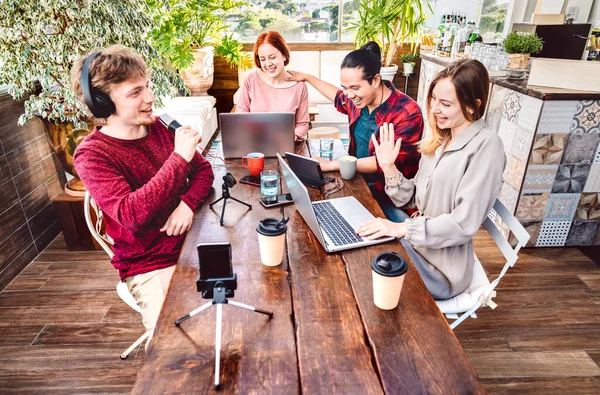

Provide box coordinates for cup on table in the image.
[320,137,334,160]
[256,218,287,266]
[339,155,357,180]
[242,152,265,177]
[260,169,279,196]
[371,252,408,310]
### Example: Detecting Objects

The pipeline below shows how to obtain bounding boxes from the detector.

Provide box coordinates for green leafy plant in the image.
[348,0,432,67]
[0,0,185,128]
[400,52,419,65]
[502,32,543,54]
[147,0,253,71]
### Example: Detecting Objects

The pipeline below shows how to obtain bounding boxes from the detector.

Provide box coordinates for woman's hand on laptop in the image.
[357,217,407,240]
[174,125,202,162]
[160,201,194,236]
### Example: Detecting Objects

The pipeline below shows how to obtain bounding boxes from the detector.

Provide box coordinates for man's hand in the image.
[160,201,194,236]
[357,217,407,240]
[311,156,339,172]
[174,125,202,162]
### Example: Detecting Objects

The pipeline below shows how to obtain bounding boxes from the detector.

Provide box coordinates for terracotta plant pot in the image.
[180,46,215,95]
[40,117,93,196]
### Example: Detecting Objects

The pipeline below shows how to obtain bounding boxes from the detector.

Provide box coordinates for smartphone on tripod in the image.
[197,242,235,298]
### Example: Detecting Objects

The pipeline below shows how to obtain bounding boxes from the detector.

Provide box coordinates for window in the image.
[226,0,359,43]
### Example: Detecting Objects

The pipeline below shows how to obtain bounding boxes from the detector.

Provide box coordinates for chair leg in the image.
[120,332,149,360]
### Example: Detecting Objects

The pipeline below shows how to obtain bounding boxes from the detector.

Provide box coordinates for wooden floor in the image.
[0,231,599,394]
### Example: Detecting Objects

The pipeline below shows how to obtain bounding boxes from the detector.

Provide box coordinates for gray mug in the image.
[339,155,357,180]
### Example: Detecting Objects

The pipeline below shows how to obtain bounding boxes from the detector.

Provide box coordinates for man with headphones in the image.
[71,46,215,347]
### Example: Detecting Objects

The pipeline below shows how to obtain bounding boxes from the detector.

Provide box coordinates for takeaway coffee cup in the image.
[242,152,265,177]
[371,251,408,310]
[256,218,287,266]
[339,155,357,180]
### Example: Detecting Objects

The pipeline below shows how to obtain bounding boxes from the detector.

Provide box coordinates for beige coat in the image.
[386,119,505,299]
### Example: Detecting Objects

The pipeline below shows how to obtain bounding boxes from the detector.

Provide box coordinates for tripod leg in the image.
[215,303,222,390]
[209,196,224,209]
[229,196,252,209]
[228,300,274,318]
[174,301,213,326]
[219,198,227,226]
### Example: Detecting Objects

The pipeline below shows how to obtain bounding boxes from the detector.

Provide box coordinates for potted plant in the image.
[0,0,184,195]
[147,0,253,95]
[502,31,543,74]
[348,0,431,81]
[400,53,419,74]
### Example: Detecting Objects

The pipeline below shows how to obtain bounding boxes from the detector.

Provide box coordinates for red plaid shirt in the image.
[334,81,423,198]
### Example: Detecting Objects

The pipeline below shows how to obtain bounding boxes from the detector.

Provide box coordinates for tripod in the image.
[174,279,273,390]
[209,174,252,226]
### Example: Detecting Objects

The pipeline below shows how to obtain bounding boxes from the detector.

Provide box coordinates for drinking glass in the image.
[260,170,279,196]
[320,137,334,160]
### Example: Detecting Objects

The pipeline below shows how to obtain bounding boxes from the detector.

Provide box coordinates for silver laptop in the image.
[277,153,394,252]
[220,112,295,158]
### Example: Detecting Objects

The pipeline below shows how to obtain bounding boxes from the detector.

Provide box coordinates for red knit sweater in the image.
[74,118,214,280]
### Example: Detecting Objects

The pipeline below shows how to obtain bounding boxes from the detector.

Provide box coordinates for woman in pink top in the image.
[237,31,310,140]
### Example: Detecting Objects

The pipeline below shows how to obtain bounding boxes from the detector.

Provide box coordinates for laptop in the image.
[220,112,295,158]
[285,152,334,188]
[277,153,394,252]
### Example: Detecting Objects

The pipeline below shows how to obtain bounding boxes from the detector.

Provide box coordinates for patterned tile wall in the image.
[490,86,600,246]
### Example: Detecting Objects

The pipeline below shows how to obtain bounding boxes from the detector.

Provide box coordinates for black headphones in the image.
[81,52,116,118]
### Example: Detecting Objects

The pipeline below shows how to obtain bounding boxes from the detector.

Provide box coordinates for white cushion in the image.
[435,255,490,314]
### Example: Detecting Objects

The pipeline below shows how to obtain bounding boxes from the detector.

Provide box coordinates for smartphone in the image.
[239,175,260,187]
[260,193,294,208]
[197,242,233,280]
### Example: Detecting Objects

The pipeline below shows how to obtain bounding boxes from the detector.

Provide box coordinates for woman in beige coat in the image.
[357,59,506,299]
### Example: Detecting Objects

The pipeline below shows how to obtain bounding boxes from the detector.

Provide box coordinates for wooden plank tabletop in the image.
[132,143,484,394]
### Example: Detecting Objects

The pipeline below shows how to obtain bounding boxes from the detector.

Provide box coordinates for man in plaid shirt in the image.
[287,42,423,222]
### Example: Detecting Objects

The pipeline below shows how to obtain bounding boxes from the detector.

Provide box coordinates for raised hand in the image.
[372,122,402,173]
[285,70,308,82]
[174,125,202,163]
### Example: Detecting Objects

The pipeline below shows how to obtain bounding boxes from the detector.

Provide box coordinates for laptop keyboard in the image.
[313,201,363,246]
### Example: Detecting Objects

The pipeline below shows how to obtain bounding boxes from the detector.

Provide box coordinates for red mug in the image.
[242,152,265,177]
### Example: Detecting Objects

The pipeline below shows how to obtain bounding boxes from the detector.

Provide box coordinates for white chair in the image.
[83,191,149,359]
[435,199,530,330]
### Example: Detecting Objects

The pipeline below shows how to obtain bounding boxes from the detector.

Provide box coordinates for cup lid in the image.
[371,252,407,277]
[257,217,287,236]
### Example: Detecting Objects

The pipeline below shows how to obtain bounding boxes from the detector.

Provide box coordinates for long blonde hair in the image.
[420,59,489,155]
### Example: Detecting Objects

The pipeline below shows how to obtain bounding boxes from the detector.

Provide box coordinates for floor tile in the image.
[504,155,527,191]
[502,90,522,123]
[584,164,600,192]
[566,220,600,246]
[499,182,519,214]
[562,133,600,164]
[570,100,600,134]
[517,95,543,133]
[552,164,591,193]
[536,220,572,246]
[543,193,580,221]
[537,101,578,134]
[511,126,534,162]
[576,193,600,221]
[498,117,517,155]
[517,193,550,221]
[529,134,567,165]
[523,165,558,193]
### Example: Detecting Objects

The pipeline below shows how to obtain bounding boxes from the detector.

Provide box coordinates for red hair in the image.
[253,31,290,68]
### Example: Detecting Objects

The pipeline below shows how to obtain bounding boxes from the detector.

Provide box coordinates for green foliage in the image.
[502,32,544,54]
[147,0,252,71]
[479,0,507,36]
[347,0,432,67]
[234,8,300,39]
[0,0,185,128]
[400,52,418,64]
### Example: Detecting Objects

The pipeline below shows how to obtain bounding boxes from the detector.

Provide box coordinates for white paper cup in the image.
[257,218,287,266]
[371,252,408,310]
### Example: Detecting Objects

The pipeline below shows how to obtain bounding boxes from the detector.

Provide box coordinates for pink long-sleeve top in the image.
[236,70,310,140]
[74,118,215,280]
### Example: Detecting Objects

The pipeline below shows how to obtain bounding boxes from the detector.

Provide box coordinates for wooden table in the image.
[132,144,484,394]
